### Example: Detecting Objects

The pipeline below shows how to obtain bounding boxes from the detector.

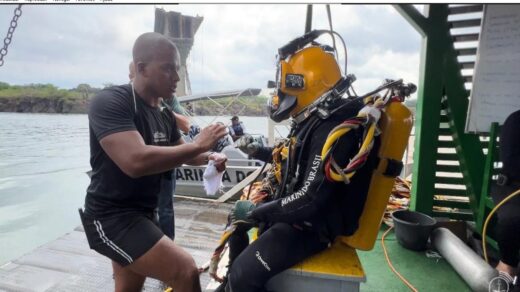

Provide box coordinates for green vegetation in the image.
[0,81,269,115]
[0,82,104,113]
[0,82,101,100]
[188,95,269,116]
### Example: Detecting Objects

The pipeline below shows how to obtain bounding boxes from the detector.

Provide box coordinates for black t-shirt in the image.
[500,109,520,180]
[84,84,181,218]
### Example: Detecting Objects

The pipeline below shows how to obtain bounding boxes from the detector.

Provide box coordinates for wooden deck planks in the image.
[0,198,232,292]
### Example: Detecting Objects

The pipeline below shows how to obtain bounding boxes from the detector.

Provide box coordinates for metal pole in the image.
[431,228,498,292]
[305,5,313,33]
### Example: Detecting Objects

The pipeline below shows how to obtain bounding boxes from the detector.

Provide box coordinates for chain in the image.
[0,5,22,67]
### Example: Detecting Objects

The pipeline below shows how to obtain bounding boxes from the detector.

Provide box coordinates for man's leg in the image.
[492,185,520,277]
[112,261,146,292]
[82,212,198,292]
[495,213,520,277]
[226,222,328,292]
[128,236,201,292]
[158,175,175,239]
[228,226,250,265]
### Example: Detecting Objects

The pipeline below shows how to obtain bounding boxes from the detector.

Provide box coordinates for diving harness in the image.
[207,78,416,283]
[272,77,417,191]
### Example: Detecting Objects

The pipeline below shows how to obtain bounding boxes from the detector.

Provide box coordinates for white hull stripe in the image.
[94,220,133,264]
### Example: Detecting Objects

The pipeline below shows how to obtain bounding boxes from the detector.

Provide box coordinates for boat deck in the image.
[0,197,471,292]
[0,198,230,292]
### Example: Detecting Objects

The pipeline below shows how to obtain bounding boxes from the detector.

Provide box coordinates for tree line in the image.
[0,82,270,115]
[0,82,103,100]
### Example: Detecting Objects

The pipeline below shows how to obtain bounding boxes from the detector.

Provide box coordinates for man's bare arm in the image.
[174,138,227,166]
[100,124,227,178]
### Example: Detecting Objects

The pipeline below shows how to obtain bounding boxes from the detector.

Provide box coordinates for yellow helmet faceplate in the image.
[269,45,342,122]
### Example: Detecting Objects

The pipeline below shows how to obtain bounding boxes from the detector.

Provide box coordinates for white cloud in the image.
[0,4,421,96]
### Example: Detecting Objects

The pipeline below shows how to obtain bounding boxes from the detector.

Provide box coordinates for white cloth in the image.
[359,105,381,122]
[203,160,225,196]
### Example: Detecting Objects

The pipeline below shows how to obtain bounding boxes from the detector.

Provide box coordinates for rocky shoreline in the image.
[0,97,88,114]
[0,97,268,116]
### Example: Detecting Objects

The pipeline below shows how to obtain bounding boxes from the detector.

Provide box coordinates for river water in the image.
[0,112,278,265]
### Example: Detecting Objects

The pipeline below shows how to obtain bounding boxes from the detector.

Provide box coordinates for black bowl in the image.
[392,210,437,251]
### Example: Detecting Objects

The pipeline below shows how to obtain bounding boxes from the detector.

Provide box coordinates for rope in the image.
[482,188,520,263]
[381,226,419,292]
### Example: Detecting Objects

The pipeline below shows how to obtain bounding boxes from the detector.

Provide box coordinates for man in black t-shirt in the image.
[129,60,190,240]
[492,109,520,286]
[80,32,227,292]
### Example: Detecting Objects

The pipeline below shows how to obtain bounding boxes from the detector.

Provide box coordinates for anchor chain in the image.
[0,5,23,67]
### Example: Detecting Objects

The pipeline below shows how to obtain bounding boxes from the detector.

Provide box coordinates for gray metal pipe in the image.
[431,228,498,292]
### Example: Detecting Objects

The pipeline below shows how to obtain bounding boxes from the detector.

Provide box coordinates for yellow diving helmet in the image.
[268,30,343,123]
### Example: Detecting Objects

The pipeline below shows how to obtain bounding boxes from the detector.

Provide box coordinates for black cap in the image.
[231,116,239,121]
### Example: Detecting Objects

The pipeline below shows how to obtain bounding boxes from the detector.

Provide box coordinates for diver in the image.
[214,30,382,292]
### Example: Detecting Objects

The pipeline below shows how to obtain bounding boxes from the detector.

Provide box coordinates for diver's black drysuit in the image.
[221,99,379,292]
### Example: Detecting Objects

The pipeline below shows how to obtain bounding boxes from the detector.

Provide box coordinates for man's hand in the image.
[194,124,228,152]
[209,152,227,172]
[236,135,261,155]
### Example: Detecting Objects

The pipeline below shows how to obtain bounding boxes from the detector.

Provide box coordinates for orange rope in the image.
[381,226,419,292]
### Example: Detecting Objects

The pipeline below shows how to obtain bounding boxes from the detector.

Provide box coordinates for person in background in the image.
[129,61,191,240]
[184,102,194,115]
[157,96,190,240]
[81,32,227,292]
[228,115,246,142]
[163,95,190,133]
[492,109,520,288]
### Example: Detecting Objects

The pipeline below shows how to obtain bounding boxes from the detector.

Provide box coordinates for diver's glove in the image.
[230,200,257,227]
[236,135,261,156]
[248,200,283,223]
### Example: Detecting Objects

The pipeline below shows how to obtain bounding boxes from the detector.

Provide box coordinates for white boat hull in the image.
[174,146,264,198]
[175,164,261,198]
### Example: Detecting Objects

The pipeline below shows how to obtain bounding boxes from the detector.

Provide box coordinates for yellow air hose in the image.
[322,122,377,182]
[482,187,520,263]
[321,98,384,183]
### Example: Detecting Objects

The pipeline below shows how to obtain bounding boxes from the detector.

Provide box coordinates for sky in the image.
[0,4,422,96]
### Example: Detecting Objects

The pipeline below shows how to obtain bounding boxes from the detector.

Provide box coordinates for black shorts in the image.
[79,210,164,266]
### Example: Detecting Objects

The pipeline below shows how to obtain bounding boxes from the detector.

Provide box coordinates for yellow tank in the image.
[341,101,413,250]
